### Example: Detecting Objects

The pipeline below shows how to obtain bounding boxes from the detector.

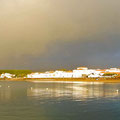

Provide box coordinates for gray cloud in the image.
[0,0,120,70]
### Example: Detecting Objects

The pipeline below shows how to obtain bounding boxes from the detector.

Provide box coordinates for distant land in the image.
[0,67,120,81]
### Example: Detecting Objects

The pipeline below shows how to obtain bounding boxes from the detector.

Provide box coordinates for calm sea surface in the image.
[0,81,120,120]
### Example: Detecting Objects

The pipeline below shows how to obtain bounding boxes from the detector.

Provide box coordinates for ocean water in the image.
[0,81,120,120]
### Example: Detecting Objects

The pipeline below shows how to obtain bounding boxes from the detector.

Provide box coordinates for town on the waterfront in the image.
[1,67,120,79]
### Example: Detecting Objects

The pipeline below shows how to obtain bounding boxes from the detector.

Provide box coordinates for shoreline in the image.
[1,78,120,83]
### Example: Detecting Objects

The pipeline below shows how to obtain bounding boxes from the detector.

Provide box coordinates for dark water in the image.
[0,81,120,120]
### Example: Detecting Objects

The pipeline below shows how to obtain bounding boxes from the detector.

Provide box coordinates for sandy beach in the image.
[1,78,120,83]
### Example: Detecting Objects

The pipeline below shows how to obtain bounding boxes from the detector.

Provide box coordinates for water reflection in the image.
[0,84,11,101]
[0,81,27,102]
[27,82,120,101]
[0,81,120,102]
[0,81,120,120]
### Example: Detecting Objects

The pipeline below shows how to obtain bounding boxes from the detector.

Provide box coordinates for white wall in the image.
[27,69,104,78]
[73,69,96,78]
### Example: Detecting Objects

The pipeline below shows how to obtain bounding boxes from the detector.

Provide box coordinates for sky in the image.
[0,0,120,71]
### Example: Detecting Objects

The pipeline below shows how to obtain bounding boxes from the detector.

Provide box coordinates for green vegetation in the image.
[82,74,88,78]
[0,70,32,78]
[57,69,67,71]
[103,73,117,77]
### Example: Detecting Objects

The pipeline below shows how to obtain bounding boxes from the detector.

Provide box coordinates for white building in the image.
[73,67,97,78]
[53,71,73,78]
[27,67,105,79]
[0,73,14,78]
[105,68,120,73]
[27,71,73,78]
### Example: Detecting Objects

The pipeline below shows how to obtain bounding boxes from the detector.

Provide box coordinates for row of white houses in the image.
[27,67,120,79]
[0,67,120,78]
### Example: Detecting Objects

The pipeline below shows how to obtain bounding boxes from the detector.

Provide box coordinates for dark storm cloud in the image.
[0,0,120,70]
[25,34,120,71]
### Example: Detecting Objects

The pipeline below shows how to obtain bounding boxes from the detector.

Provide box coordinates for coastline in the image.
[1,78,120,83]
